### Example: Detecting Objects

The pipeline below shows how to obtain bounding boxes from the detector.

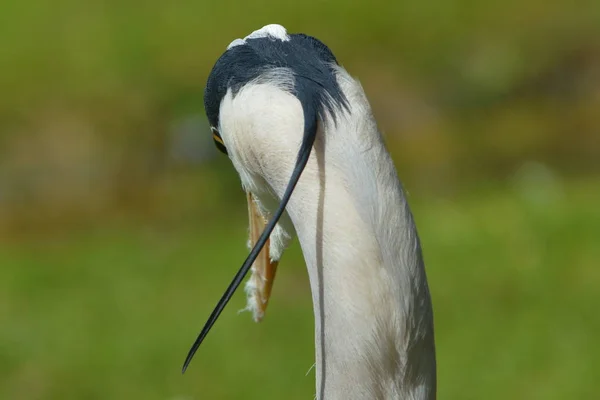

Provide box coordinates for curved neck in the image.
[284,120,436,399]
[221,70,437,399]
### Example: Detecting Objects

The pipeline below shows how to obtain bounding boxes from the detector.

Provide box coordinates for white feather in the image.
[219,65,436,400]
[226,23,290,50]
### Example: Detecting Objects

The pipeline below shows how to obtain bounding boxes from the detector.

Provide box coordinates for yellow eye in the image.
[211,127,228,155]
[212,132,225,146]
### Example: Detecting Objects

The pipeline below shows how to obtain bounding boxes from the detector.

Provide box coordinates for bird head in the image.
[182,24,349,373]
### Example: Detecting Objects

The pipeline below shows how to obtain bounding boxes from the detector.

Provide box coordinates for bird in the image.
[182,24,437,400]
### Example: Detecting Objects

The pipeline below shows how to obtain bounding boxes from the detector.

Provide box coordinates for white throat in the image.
[219,67,436,400]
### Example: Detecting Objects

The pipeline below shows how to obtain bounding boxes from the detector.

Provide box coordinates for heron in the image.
[183,24,437,400]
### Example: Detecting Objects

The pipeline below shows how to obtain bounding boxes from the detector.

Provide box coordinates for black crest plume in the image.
[182,30,348,373]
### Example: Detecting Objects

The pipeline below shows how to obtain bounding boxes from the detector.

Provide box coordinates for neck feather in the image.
[283,80,436,399]
[220,71,436,399]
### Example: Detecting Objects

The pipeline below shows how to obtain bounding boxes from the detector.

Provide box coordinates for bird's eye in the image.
[211,127,228,155]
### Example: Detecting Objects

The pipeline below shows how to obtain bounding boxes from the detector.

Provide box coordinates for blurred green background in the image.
[1,0,599,399]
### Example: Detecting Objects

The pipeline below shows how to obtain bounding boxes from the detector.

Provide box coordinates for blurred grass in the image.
[1,175,598,399]
[1,0,598,218]
[1,0,599,398]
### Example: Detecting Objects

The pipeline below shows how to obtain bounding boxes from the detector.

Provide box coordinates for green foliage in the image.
[0,1,599,398]
[1,178,598,399]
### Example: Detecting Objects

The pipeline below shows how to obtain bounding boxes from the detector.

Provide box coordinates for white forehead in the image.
[246,24,289,41]
[226,24,290,50]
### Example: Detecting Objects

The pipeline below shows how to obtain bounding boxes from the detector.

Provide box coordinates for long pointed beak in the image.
[246,192,279,322]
